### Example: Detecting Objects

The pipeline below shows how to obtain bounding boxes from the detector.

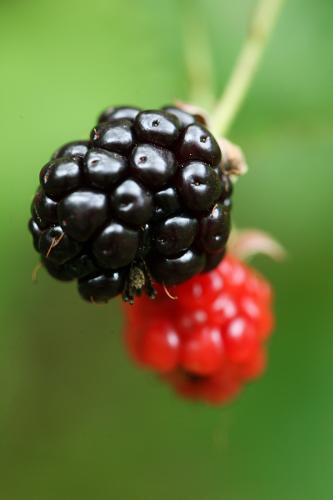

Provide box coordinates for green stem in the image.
[210,0,285,137]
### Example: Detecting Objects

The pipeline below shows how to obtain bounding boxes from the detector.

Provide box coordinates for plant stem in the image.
[210,0,285,137]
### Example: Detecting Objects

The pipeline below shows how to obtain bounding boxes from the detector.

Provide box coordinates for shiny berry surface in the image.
[52,140,89,160]
[153,187,180,220]
[199,203,230,253]
[93,221,139,269]
[154,215,198,256]
[84,148,127,189]
[78,271,125,303]
[124,255,274,405]
[57,190,108,242]
[177,161,221,212]
[178,124,222,166]
[203,249,226,273]
[38,225,81,264]
[162,105,197,129]
[131,144,176,190]
[66,253,98,279]
[149,248,206,285]
[32,190,58,228]
[98,105,141,124]
[40,157,82,200]
[134,110,180,147]
[110,179,153,227]
[28,218,43,251]
[42,257,75,282]
[91,119,134,154]
[216,169,233,201]
[29,104,233,302]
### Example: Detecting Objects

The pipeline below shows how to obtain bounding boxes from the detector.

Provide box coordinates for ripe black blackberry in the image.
[29,105,233,304]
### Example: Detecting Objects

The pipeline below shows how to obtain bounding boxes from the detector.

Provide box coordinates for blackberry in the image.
[29,104,233,303]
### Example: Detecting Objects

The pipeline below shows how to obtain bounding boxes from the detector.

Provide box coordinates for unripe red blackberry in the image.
[29,105,233,303]
[124,255,274,405]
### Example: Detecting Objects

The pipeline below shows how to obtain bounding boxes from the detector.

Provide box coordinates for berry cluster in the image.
[29,105,232,303]
[124,255,274,404]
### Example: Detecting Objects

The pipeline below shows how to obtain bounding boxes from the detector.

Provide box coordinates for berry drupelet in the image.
[29,105,233,303]
[124,255,274,405]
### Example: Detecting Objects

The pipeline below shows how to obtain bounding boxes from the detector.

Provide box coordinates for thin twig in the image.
[210,0,285,136]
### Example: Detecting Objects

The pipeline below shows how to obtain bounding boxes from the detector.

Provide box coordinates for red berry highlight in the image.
[140,320,180,373]
[181,325,224,376]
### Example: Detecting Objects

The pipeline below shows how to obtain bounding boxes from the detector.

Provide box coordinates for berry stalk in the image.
[210,0,285,137]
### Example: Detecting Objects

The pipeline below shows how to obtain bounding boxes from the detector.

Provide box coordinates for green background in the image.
[1,0,332,498]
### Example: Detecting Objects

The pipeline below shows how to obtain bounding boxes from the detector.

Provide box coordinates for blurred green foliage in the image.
[0,0,332,499]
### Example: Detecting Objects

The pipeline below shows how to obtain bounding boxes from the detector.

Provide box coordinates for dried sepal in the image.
[229,229,286,262]
[218,137,248,177]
